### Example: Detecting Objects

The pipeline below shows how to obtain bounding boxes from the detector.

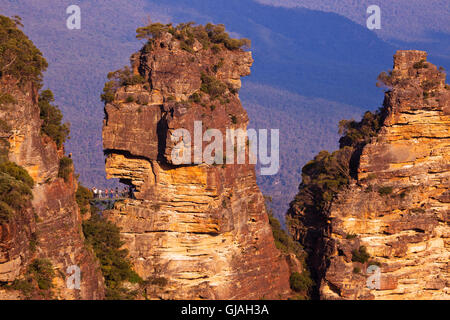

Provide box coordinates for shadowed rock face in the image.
[0,80,105,300]
[102,31,292,299]
[290,50,450,300]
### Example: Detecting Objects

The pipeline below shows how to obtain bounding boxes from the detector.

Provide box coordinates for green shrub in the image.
[0,92,16,109]
[0,162,33,224]
[0,201,13,224]
[211,44,221,54]
[0,15,48,87]
[148,277,168,287]
[346,233,357,239]
[268,212,303,257]
[378,186,393,196]
[136,22,251,51]
[29,232,38,252]
[58,156,73,182]
[200,73,227,98]
[189,92,202,103]
[82,213,142,299]
[76,183,93,215]
[101,67,145,103]
[413,60,427,69]
[212,59,224,73]
[352,246,370,263]
[10,279,35,298]
[376,70,393,88]
[353,267,361,274]
[289,271,313,293]
[0,161,34,188]
[38,89,70,148]
[27,259,55,290]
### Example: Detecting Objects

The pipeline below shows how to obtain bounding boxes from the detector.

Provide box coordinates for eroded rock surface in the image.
[290,50,449,300]
[102,30,292,299]
[0,80,104,300]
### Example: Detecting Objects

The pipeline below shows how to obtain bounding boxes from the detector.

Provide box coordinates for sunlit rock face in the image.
[102,31,292,299]
[290,50,450,300]
[0,80,105,300]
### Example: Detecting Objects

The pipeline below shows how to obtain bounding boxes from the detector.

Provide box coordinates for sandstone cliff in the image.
[288,50,449,300]
[0,15,104,298]
[0,79,105,299]
[102,24,294,299]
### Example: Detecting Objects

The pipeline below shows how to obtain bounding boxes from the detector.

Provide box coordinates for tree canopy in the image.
[38,89,70,148]
[0,15,48,87]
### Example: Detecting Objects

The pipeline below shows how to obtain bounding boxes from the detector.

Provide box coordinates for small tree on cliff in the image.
[38,89,70,149]
[0,15,48,87]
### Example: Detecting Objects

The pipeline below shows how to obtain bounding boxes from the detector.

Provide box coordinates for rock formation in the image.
[102,25,294,299]
[0,16,105,299]
[289,50,449,300]
[0,79,105,299]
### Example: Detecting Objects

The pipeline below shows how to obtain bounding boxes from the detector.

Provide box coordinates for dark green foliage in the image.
[289,271,313,293]
[413,60,428,69]
[268,212,303,257]
[82,213,142,299]
[200,73,227,98]
[29,232,38,252]
[0,161,34,188]
[291,107,387,216]
[205,23,251,50]
[27,259,55,290]
[346,233,357,239]
[136,22,250,52]
[101,66,145,103]
[378,186,393,196]
[0,15,48,87]
[9,279,35,298]
[353,267,361,274]
[351,246,370,263]
[38,89,70,148]
[293,148,353,215]
[189,92,202,103]
[0,201,13,224]
[0,161,34,224]
[148,277,168,287]
[76,183,93,215]
[376,70,393,88]
[0,92,16,108]
[58,156,73,182]
[338,109,386,149]
[212,59,224,73]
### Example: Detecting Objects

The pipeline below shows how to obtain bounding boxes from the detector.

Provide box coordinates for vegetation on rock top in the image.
[0,15,48,87]
[39,89,70,149]
[136,22,251,52]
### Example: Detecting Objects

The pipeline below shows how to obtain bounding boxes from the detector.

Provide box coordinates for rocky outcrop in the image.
[102,27,293,299]
[0,80,105,299]
[289,50,449,300]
